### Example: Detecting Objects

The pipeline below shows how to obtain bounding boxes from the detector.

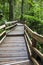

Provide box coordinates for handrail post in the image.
[32,38,36,47]
[32,38,37,58]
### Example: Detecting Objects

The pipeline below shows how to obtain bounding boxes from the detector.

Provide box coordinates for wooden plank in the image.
[7,25,24,36]
[0,60,32,65]
[0,60,33,65]
[0,47,26,50]
[3,60,29,65]
[0,53,27,56]
[0,53,28,57]
[3,37,25,43]
[4,60,32,65]
[0,60,29,65]
[1,42,26,47]
[3,37,25,41]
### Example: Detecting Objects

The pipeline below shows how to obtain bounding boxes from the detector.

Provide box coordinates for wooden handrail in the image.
[25,24,43,43]
[0,25,6,44]
[5,21,17,25]
[31,57,39,65]
[24,24,43,65]
[5,21,17,30]
[0,21,17,44]
[31,47,43,59]
[24,33,32,56]
[25,24,33,36]
[0,25,5,29]
[24,30,32,46]
[0,31,6,36]
[6,24,16,30]
[24,30,43,58]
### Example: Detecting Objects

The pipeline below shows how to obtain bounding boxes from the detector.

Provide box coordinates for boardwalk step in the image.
[5,60,32,65]
[6,34,24,37]
[0,60,33,65]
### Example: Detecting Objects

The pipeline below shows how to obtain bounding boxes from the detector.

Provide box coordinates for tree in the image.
[20,0,24,21]
[8,0,13,21]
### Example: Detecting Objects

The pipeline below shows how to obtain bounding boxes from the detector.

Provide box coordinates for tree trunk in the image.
[9,0,13,21]
[20,0,24,21]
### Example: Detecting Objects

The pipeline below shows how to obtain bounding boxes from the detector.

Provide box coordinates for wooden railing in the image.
[0,25,6,44]
[24,24,43,65]
[0,22,43,65]
[0,21,17,44]
[5,21,17,30]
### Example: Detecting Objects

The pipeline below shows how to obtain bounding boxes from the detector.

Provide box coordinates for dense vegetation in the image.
[0,0,43,53]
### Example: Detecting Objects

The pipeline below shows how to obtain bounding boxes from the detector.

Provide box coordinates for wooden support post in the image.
[32,38,37,58]
[32,38,36,47]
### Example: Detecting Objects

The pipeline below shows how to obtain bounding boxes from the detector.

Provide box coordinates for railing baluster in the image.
[32,38,38,59]
[32,38,36,47]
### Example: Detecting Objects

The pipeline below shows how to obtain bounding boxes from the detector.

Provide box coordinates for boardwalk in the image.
[7,23,24,36]
[0,23,33,65]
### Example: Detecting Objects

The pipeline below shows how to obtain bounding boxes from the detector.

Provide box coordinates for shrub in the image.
[23,15,43,35]
[0,17,5,26]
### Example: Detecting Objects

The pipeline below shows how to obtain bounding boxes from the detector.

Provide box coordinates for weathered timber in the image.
[0,23,32,65]
[24,24,43,65]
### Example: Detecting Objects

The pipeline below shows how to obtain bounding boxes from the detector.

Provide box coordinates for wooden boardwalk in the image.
[0,23,33,65]
[7,23,24,36]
